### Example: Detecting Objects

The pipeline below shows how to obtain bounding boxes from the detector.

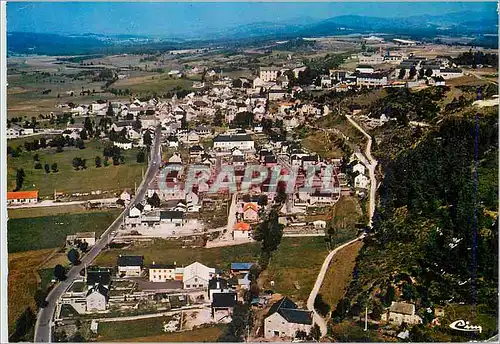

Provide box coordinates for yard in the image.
[102,323,225,342]
[7,138,145,198]
[96,316,174,341]
[258,237,329,304]
[8,210,120,253]
[94,238,261,271]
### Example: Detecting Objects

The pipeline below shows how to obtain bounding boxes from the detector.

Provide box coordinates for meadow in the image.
[7,138,144,199]
[8,210,120,253]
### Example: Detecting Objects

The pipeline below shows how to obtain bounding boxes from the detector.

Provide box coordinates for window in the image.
[186,285,190,288]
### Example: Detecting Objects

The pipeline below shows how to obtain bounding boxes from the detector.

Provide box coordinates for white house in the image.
[6,127,22,139]
[356,73,388,87]
[182,262,216,289]
[353,163,366,175]
[233,222,251,240]
[382,302,423,326]
[149,262,177,282]
[114,140,133,150]
[354,174,369,189]
[86,284,108,312]
[213,134,254,151]
[264,297,313,339]
[117,255,144,277]
[356,65,375,74]
[120,190,132,202]
[7,191,38,205]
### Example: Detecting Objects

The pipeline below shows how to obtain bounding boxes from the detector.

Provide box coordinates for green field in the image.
[95,238,261,270]
[258,237,329,302]
[97,316,173,341]
[7,139,145,198]
[8,210,120,253]
[112,74,194,95]
[98,320,224,342]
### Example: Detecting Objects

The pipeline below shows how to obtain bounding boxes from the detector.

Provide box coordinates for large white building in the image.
[356,73,388,87]
[259,67,281,82]
[213,133,255,151]
[182,262,216,290]
[86,285,108,312]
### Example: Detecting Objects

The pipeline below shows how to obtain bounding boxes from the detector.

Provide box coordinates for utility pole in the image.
[364,306,368,331]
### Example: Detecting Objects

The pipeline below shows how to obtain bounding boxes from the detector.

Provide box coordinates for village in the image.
[6,32,497,342]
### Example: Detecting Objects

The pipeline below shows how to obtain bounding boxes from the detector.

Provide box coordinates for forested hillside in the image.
[333,114,498,341]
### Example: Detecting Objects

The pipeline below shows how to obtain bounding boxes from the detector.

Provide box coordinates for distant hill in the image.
[7,11,498,55]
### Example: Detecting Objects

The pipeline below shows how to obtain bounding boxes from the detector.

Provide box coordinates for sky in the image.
[7,2,498,38]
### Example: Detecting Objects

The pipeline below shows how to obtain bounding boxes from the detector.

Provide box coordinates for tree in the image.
[310,324,321,341]
[13,307,36,341]
[54,264,66,281]
[257,194,268,207]
[254,209,283,253]
[106,102,114,116]
[67,248,80,265]
[39,137,47,148]
[148,192,161,208]
[418,68,425,79]
[314,294,331,317]
[14,168,25,191]
[143,131,153,146]
[136,150,145,163]
[51,163,58,173]
[34,162,42,169]
[133,118,142,130]
[76,138,85,149]
[371,301,384,320]
[34,289,48,309]
[425,68,433,77]
[72,157,83,170]
[213,109,224,127]
[33,153,39,162]
[408,66,417,79]
[44,163,50,174]
[80,129,88,140]
[95,156,102,168]
[398,68,406,79]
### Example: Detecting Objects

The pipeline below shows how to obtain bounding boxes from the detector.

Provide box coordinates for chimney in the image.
[174,261,177,266]
[216,279,221,290]
[152,261,155,265]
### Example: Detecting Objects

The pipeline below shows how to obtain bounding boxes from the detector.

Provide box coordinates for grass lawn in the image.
[97,316,173,341]
[319,240,364,311]
[8,248,55,334]
[95,239,261,271]
[258,237,329,304]
[7,139,145,199]
[8,204,95,219]
[104,324,225,342]
[330,196,364,230]
[8,210,121,253]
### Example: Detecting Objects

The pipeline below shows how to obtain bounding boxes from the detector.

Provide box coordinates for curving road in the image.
[34,126,162,342]
[306,115,378,337]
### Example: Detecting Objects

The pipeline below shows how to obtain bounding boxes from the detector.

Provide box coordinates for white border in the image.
[1,0,7,342]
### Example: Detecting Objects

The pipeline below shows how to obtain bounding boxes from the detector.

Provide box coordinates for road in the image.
[345,115,378,227]
[7,198,117,209]
[306,114,378,337]
[34,126,162,343]
[306,234,366,336]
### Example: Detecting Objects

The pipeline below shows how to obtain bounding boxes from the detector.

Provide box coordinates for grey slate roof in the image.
[212,292,237,308]
[117,255,144,267]
[160,210,184,220]
[266,297,313,325]
[213,134,253,142]
[86,271,111,286]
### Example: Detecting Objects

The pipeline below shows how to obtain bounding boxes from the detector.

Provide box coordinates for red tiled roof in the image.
[234,222,251,231]
[7,191,38,200]
[243,203,258,212]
